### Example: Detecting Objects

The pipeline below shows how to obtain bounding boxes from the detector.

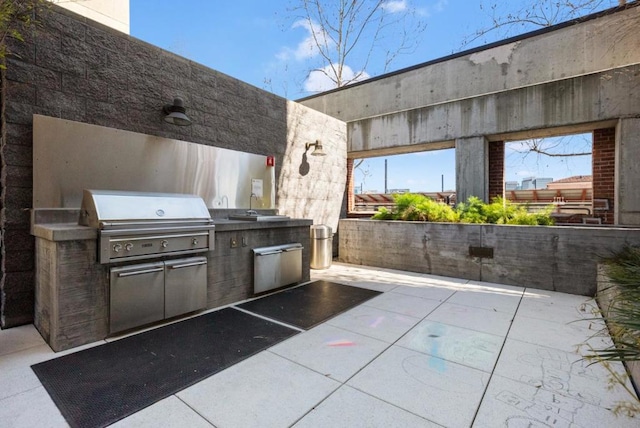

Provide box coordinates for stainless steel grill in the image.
[79,189,215,333]
[78,189,215,264]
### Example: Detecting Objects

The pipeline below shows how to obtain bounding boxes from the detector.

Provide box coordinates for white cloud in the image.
[415,0,449,18]
[275,19,329,63]
[381,0,408,13]
[304,64,371,92]
[434,0,449,12]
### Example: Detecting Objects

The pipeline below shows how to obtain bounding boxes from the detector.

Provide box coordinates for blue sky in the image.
[130,0,614,193]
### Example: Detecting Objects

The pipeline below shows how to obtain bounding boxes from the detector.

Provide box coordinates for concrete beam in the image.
[348,64,640,153]
[299,5,640,123]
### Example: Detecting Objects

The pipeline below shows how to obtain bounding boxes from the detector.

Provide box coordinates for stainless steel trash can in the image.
[310,225,332,269]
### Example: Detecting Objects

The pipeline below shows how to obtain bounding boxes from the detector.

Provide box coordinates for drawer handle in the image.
[167,261,207,270]
[117,267,164,277]
[256,251,281,256]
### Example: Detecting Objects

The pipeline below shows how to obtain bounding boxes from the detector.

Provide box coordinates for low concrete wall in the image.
[338,219,640,295]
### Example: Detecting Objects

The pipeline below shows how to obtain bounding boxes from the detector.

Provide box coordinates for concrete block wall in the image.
[0,5,345,328]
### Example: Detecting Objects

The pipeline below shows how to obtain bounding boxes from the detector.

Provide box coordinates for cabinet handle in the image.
[117,267,164,277]
[167,261,207,270]
[256,251,281,256]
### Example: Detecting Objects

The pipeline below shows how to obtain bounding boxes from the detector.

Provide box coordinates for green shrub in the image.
[371,206,394,220]
[456,196,487,223]
[371,194,554,226]
[586,245,640,416]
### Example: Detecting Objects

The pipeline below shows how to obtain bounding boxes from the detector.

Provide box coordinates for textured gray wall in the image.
[617,118,640,225]
[0,5,345,328]
[299,4,640,123]
[339,219,640,296]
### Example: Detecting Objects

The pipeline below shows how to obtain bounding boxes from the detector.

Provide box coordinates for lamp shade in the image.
[163,98,192,126]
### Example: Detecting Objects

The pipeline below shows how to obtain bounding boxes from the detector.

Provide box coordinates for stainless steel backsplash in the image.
[33,115,275,209]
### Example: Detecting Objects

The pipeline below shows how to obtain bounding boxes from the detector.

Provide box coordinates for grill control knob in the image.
[192,238,199,246]
[113,243,122,253]
[124,243,133,252]
[161,240,168,248]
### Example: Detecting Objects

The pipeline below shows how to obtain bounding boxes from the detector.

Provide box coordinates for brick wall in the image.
[488,141,505,201]
[592,128,616,225]
[0,6,341,328]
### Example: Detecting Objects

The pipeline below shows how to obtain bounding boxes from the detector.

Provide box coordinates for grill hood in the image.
[79,189,212,229]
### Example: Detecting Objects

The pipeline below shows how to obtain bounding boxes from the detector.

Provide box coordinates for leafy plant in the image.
[0,0,49,69]
[590,246,640,362]
[371,206,393,220]
[584,245,640,416]
[456,196,488,223]
[372,193,460,223]
[371,194,555,225]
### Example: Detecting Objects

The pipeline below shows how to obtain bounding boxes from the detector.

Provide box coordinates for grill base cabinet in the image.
[33,209,312,352]
[109,257,207,334]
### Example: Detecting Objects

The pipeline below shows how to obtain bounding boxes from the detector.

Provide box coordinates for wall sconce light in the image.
[305,140,327,156]
[163,97,192,126]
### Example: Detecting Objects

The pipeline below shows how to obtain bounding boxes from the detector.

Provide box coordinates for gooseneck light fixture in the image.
[305,140,327,156]
[163,97,192,126]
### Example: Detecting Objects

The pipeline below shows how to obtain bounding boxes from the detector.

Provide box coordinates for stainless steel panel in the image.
[101,229,213,264]
[164,257,207,319]
[33,115,276,209]
[110,262,165,333]
[227,214,290,221]
[280,246,303,286]
[254,250,281,294]
[253,244,302,294]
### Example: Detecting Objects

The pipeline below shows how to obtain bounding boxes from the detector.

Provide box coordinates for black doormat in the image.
[236,280,381,329]
[31,308,298,428]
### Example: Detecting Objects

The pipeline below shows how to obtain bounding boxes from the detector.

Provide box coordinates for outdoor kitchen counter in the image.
[31,219,314,241]
[32,223,97,241]
[32,217,314,352]
[211,218,313,231]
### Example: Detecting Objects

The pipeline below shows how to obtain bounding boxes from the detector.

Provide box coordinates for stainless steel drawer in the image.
[164,257,207,318]
[110,262,165,334]
[253,243,303,294]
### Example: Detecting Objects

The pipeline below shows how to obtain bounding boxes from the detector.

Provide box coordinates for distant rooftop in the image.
[550,175,592,184]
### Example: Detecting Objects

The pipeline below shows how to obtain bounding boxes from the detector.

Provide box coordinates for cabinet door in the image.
[164,257,207,319]
[280,246,302,286]
[253,250,281,294]
[110,262,165,334]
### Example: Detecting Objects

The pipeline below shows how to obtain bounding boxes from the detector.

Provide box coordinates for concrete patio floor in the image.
[1,262,638,427]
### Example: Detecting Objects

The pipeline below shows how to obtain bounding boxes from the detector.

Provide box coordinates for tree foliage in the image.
[462,0,628,48]
[0,0,46,68]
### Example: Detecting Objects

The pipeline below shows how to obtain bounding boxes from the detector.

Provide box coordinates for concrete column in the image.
[456,136,489,203]
[616,118,640,225]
